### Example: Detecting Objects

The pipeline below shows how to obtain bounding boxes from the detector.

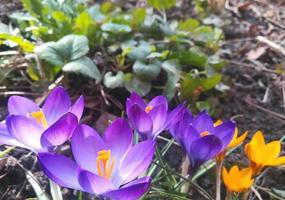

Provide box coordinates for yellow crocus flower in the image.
[244,131,285,175]
[222,165,254,193]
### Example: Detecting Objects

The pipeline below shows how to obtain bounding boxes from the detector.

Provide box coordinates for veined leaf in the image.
[0,33,35,52]
[103,71,124,89]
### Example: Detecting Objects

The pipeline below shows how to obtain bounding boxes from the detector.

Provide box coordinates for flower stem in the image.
[215,159,223,200]
[181,155,190,193]
[225,190,233,200]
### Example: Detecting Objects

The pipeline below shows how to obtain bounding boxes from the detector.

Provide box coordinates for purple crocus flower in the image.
[38,119,155,199]
[171,111,235,175]
[0,86,84,152]
[126,92,181,140]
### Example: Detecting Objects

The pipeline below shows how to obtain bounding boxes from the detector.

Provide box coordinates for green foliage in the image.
[4,0,226,106]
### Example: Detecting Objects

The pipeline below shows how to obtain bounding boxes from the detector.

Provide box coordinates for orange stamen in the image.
[145,105,153,113]
[31,110,48,129]
[200,131,209,137]
[96,150,115,180]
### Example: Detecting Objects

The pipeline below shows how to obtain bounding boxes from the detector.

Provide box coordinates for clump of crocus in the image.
[126,92,181,139]
[38,119,155,199]
[245,131,285,175]
[175,112,235,174]
[0,86,84,152]
[222,165,254,193]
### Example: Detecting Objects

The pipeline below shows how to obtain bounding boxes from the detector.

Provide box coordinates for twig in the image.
[256,36,285,56]
[228,60,276,74]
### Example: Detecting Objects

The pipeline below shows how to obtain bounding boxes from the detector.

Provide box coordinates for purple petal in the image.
[128,92,147,110]
[71,124,106,174]
[148,105,167,136]
[147,96,168,110]
[8,96,40,115]
[214,121,235,150]
[103,177,151,200]
[187,135,222,174]
[119,140,155,184]
[191,112,214,134]
[127,104,153,139]
[77,168,112,194]
[103,118,133,159]
[6,115,44,151]
[69,95,84,121]
[38,153,81,190]
[177,125,200,152]
[43,87,71,125]
[40,113,78,148]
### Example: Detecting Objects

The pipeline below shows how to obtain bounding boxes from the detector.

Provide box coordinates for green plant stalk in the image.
[0,146,16,158]
[49,179,63,200]
[215,159,223,200]
[180,155,190,193]
[225,190,233,200]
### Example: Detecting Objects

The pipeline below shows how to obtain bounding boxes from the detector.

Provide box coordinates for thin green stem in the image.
[215,159,223,200]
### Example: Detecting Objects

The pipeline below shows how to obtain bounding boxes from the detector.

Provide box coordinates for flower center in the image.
[200,131,210,137]
[145,105,153,113]
[31,110,48,129]
[96,150,115,180]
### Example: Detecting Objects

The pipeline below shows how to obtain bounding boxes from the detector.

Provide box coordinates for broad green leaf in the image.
[74,12,98,42]
[103,71,124,89]
[21,0,45,19]
[101,23,131,33]
[35,34,89,66]
[170,48,207,68]
[147,0,176,10]
[62,56,101,80]
[88,5,105,22]
[133,60,161,81]
[162,60,181,100]
[0,33,35,52]
[52,11,70,23]
[125,41,155,60]
[124,73,151,96]
[131,8,146,28]
[200,73,222,90]
[178,19,200,32]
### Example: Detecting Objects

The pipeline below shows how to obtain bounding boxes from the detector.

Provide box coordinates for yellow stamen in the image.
[200,131,209,137]
[145,105,153,113]
[31,110,48,129]
[96,150,115,180]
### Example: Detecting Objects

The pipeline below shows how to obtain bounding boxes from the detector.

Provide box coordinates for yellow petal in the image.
[229,130,248,148]
[251,131,265,146]
[214,119,223,127]
[270,156,285,166]
[263,141,281,162]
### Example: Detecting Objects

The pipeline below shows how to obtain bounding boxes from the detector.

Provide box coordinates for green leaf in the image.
[180,73,222,100]
[21,0,45,19]
[147,0,176,10]
[35,34,89,66]
[74,11,98,42]
[178,19,200,32]
[131,8,146,28]
[0,33,35,52]
[133,60,161,81]
[0,23,10,33]
[62,56,101,80]
[170,48,207,68]
[124,74,151,96]
[88,5,105,22]
[101,23,131,33]
[52,11,70,23]
[26,172,49,200]
[162,60,181,100]
[125,41,155,60]
[103,71,124,89]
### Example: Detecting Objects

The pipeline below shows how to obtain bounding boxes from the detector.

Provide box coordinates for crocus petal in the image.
[69,95,84,121]
[71,124,106,174]
[128,104,153,139]
[192,112,214,134]
[187,135,222,174]
[38,153,81,190]
[77,168,112,194]
[103,119,133,159]
[43,87,71,125]
[119,140,155,184]
[147,96,168,110]
[40,113,78,148]
[148,105,167,136]
[214,121,235,150]
[128,92,147,110]
[6,115,44,151]
[8,96,40,115]
[103,177,151,200]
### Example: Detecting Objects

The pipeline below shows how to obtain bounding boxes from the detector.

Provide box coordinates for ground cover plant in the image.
[1,0,285,199]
